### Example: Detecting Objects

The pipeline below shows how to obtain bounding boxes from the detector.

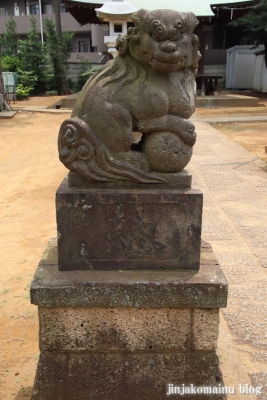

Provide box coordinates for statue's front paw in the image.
[137,121,146,132]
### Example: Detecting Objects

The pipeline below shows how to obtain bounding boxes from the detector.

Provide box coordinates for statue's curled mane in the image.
[94,55,147,89]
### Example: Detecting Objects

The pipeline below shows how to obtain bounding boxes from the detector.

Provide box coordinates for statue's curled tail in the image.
[58,118,165,183]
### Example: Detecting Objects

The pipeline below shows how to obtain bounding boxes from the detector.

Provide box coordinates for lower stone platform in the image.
[33,352,224,400]
[30,238,228,400]
[196,94,259,108]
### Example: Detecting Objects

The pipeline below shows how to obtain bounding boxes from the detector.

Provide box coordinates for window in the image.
[114,24,123,33]
[78,41,89,53]
[30,4,40,14]
[0,8,6,16]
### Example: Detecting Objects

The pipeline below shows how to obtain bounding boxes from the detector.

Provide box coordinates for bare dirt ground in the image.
[195,91,267,165]
[211,122,267,164]
[0,111,69,400]
[0,92,267,399]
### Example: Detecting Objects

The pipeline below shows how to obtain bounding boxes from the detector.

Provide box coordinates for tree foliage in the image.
[0,12,74,97]
[0,16,18,110]
[0,56,20,72]
[44,18,74,95]
[19,16,47,93]
[0,16,19,57]
[234,0,267,67]
[17,69,38,88]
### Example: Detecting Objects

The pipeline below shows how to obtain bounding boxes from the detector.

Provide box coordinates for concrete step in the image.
[196,94,259,108]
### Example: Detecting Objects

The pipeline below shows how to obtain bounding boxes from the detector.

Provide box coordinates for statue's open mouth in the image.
[150,58,181,71]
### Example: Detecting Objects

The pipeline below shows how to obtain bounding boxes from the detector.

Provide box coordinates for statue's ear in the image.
[132,9,149,27]
[190,35,201,74]
[116,34,130,57]
[185,12,199,34]
[116,10,149,57]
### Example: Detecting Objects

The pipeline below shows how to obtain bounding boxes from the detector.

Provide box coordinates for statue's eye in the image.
[175,21,184,31]
[150,19,167,40]
[152,20,161,29]
[169,28,179,41]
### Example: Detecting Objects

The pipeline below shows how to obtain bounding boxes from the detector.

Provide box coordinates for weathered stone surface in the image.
[30,238,228,308]
[193,309,219,351]
[58,9,201,184]
[56,177,203,271]
[39,307,220,352]
[39,307,192,352]
[31,352,66,400]
[31,237,227,400]
[32,351,225,400]
[68,169,192,189]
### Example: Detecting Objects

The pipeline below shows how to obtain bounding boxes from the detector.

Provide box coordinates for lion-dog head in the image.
[116,9,200,74]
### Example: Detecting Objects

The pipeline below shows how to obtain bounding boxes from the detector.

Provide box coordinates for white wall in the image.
[226,45,264,89]
[254,54,267,93]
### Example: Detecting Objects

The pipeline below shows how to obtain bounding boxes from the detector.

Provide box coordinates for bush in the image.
[1,56,20,72]
[16,84,33,100]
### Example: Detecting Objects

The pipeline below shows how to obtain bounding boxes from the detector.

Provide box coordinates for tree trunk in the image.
[53,0,62,45]
[0,65,12,111]
[53,0,71,94]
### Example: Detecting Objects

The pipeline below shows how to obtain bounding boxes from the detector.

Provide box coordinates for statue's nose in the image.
[160,41,177,53]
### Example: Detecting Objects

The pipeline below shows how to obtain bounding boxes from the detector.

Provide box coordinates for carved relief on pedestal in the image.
[70,201,187,261]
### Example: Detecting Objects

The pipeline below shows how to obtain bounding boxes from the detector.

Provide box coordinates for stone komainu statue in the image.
[58,9,201,183]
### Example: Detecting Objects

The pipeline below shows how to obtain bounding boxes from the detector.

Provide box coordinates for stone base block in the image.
[31,239,228,400]
[39,307,219,352]
[56,177,203,271]
[32,351,225,400]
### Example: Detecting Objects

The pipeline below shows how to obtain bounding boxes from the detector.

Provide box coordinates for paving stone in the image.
[249,373,267,400]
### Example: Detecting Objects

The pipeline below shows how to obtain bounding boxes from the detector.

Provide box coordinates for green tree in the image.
[234,0,267,67]
[74,55,101,92]
[0,16,19,57]
[44,18,74,94]
[18,16,47,93]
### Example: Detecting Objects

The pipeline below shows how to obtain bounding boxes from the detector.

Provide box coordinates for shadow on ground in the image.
[14,386,32,399]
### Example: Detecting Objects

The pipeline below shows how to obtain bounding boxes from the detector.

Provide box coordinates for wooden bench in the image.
[196,74,222,96]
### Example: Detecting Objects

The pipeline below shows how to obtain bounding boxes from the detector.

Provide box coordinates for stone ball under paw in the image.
[142,131,193,173]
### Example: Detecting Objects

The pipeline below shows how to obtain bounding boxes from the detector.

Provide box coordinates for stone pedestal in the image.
[56,176,203,271]
[30,238,228,400]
